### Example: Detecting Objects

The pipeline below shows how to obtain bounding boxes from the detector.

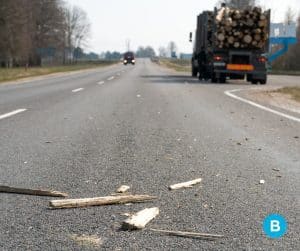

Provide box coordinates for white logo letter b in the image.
[271,220,280,232]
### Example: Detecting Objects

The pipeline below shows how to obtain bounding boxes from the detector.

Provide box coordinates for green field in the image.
[0,61,118,83]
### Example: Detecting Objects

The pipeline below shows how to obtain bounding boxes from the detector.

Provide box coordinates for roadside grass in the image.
[0,61,118,83]
[159,58,191,72]
[275,87,300,102]
[158,59,300,76]
[269,70,300,76]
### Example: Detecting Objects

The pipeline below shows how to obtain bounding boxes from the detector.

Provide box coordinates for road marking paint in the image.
[107,76,115,81]
[72,88,84,93]
[97,81,105,85]
[224,89,300,123]
[0,109,27,120]
[117,72,121,76]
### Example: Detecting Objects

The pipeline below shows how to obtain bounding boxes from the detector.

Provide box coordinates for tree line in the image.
[272,15,300,71]
[0,0,90,67]
[101,46,157,60]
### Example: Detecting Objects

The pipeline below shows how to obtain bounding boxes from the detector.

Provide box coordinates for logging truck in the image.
[190,6,270,84]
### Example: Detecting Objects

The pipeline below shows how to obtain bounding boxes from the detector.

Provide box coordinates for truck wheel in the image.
[251,80,258,85]
[192,67,198,77]
[247,74,252,82]
[211,77,217,83]
[220,74,226,83]
[211,73,217,83]
[260,80,266,85]
[259,75,267,85]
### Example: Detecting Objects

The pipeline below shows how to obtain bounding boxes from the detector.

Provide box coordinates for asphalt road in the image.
[0,59,299,250]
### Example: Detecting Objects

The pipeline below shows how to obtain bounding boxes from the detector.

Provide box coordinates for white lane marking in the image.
[72,88,84,93]
[224,89,300,123]
[97,81,105,85]
[0,109,27,120]
[117,73,121,76]
[107,76,115,81]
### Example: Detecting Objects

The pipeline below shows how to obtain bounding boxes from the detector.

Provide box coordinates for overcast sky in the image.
[67,0,300,54]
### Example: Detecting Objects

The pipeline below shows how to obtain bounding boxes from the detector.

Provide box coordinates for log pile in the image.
[214,7,269,50]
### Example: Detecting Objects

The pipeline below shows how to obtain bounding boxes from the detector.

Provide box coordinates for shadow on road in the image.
[140,74,251,86]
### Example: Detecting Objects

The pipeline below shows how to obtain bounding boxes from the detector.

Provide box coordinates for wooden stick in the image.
[122,207,159,230]
[49,194,156,209]
[0,185,68,197]
[149,228,224,240]
[169,178,202,190]
[116,185,130,193]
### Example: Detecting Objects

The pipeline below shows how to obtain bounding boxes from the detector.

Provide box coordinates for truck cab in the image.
[123,52,135,65]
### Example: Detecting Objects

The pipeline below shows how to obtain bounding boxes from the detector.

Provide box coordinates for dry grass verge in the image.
[159,59,191,72]
[0,61,117,83]
[275,87,300,102]
[269,70,300,76]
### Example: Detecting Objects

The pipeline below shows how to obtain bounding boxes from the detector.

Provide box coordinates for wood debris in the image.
[0,185,68,197]
[121,213,132,217]
[214,7,269,50]
[116,185,130,193]
[169,178,202,190]
[49,194,156,209]
[122,207,159,230]
[149,228,224,240]
[70,234,102,248]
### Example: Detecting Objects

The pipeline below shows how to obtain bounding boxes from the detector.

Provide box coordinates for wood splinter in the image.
[116,185,130,193]
[122,207,159,230]
[0,185,68,197]
[49,194,156,209]
[149,228,224,240]
[169,178,202,190]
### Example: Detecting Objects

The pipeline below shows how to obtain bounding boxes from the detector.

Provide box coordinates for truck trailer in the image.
[191,6,270,84]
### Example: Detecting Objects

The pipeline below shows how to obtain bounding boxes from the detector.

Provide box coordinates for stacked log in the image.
[214,7,269,50]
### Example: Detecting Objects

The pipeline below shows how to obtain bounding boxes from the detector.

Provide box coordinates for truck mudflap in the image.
[214,69,266,75]
[213,63,265,75]
[213,68,267,84]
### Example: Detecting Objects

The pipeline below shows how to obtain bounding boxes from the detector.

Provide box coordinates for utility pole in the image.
[126,39,131,52]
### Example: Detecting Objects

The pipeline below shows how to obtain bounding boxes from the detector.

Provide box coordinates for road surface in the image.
[0,59,299,250]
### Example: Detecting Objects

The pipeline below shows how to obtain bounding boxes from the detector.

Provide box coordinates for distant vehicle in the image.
[191,6,270,84]
[123,52,135,65]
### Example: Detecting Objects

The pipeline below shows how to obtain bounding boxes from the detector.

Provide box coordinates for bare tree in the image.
[168,41,177,57]
[0,1,92,67]
[31,0,66,65]
[297,14,300,40]
[136,46,156,58]
[272,13,300,71]
[158,47,167,57]
[0,0,67,66]
[0,0,33,66]
[64,5,91,62]
[284,6,295,25]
